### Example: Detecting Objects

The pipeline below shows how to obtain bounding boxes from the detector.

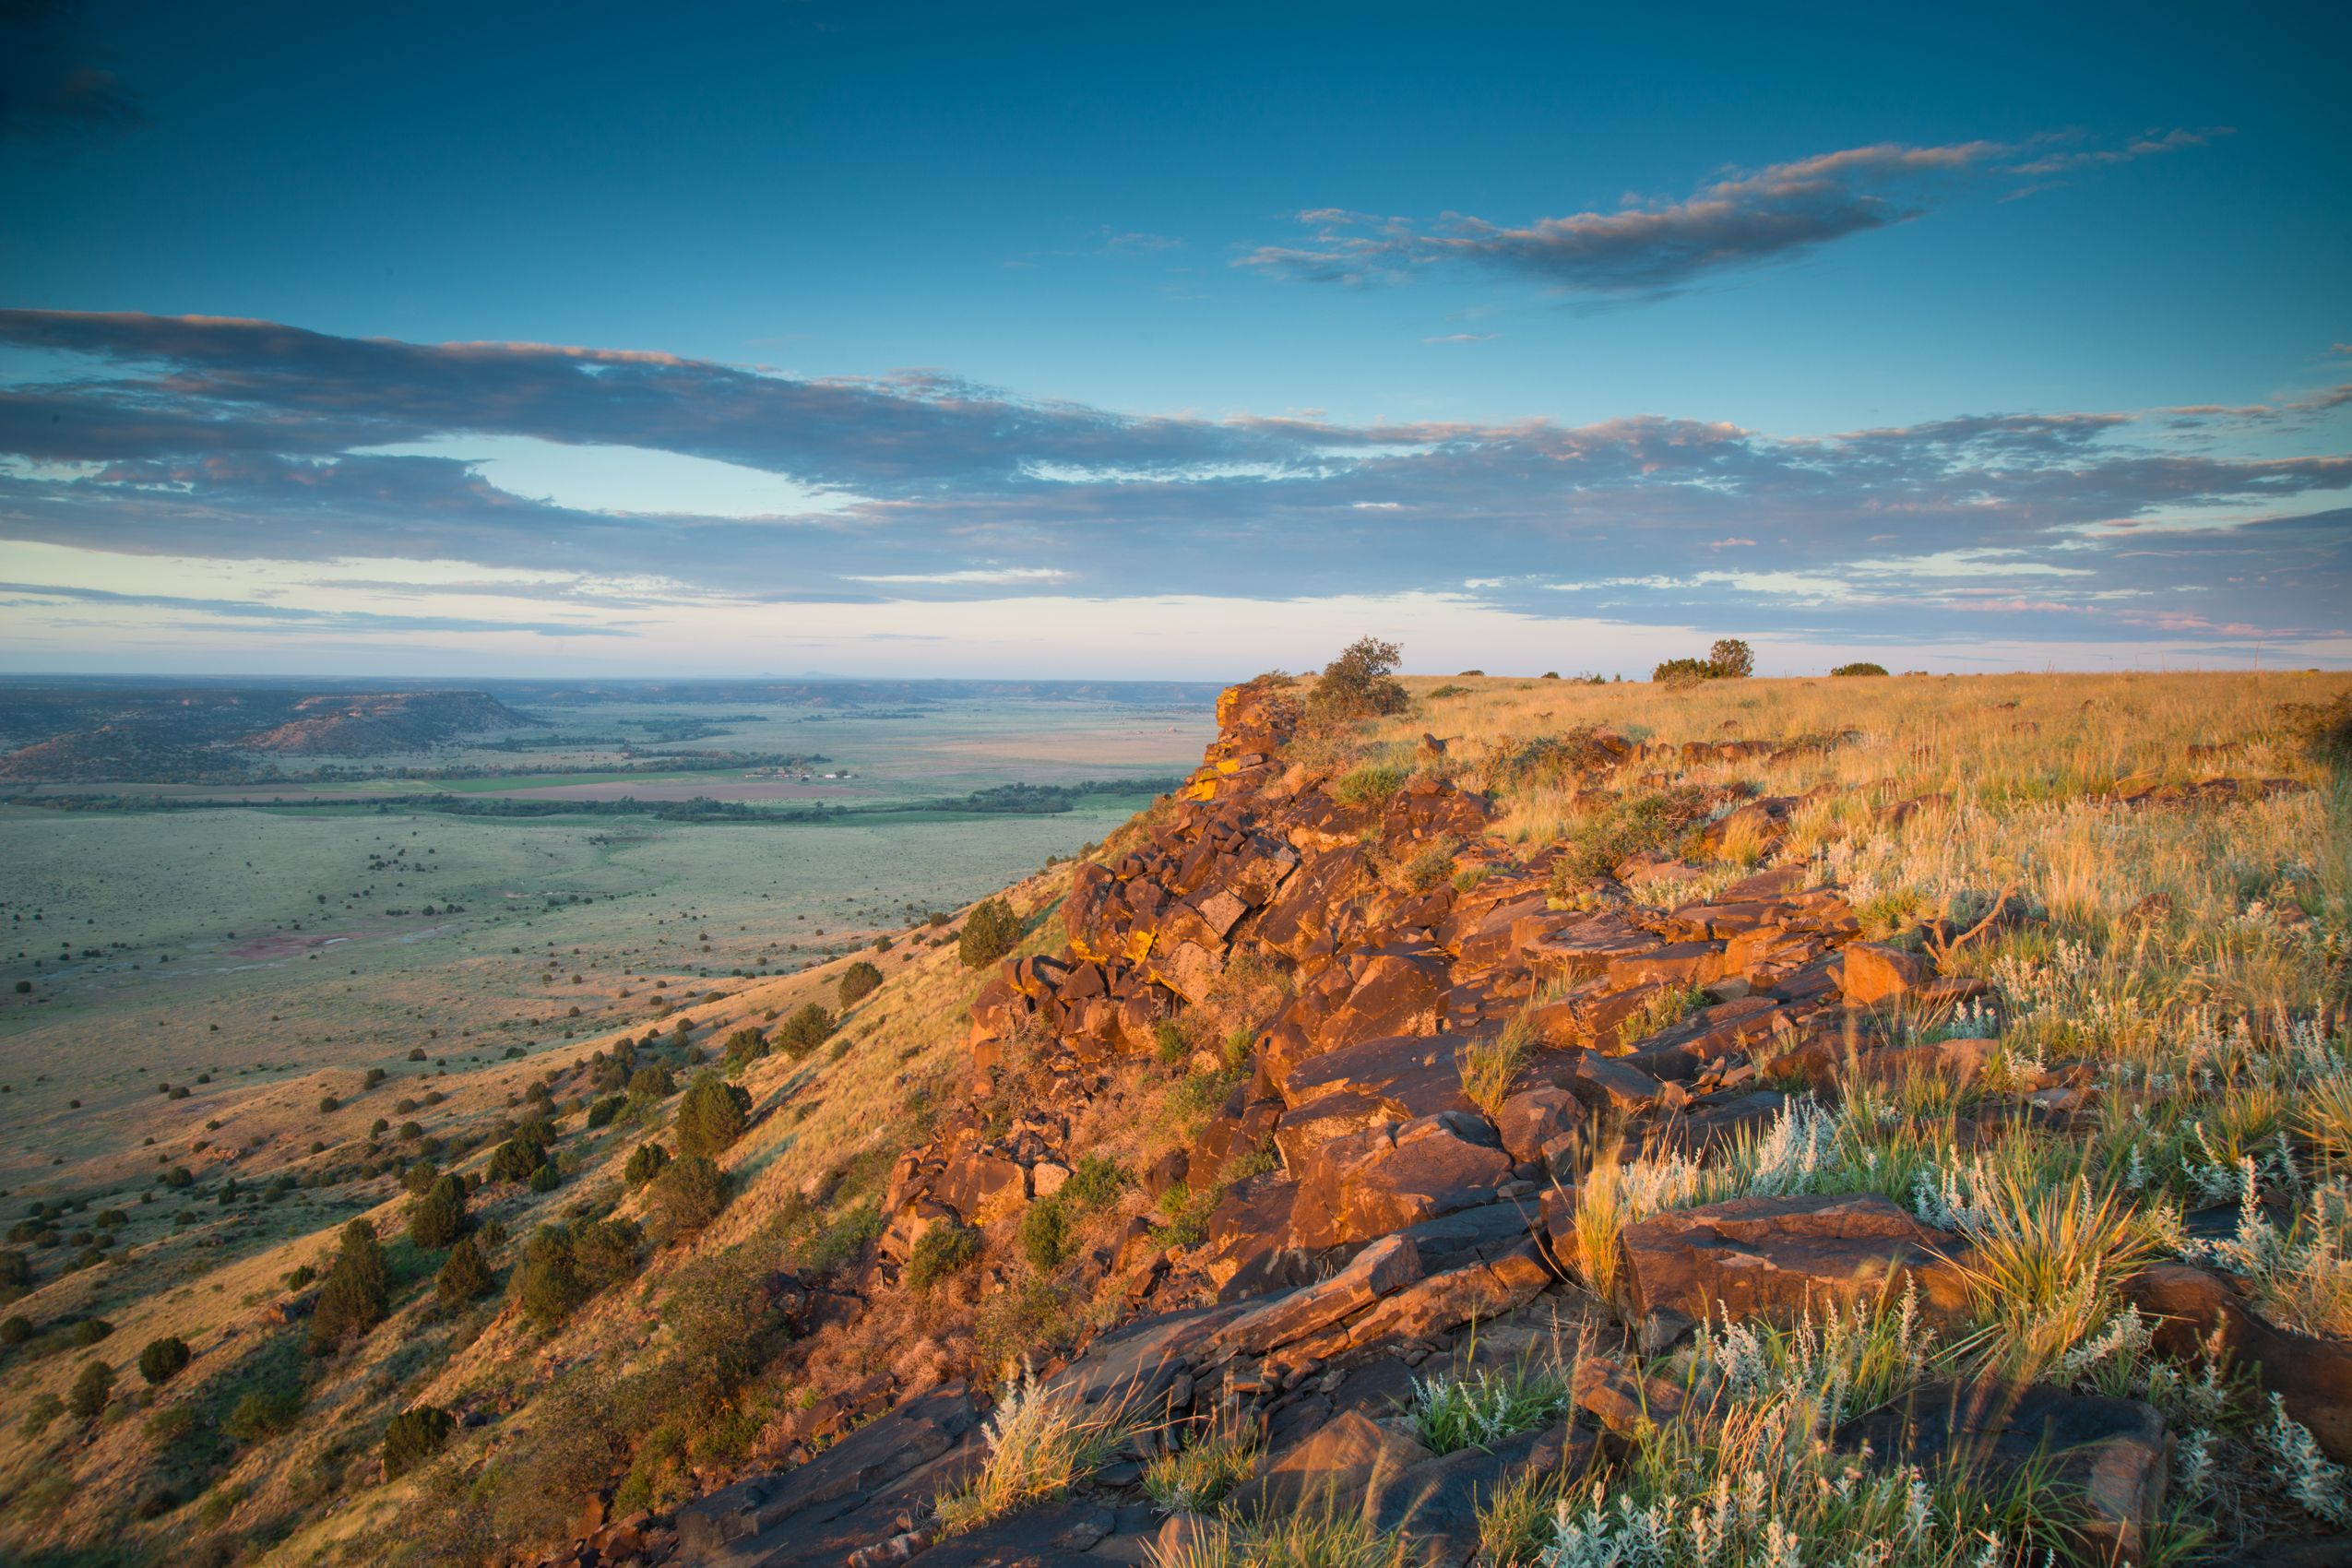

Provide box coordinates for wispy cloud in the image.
[2007,126,2230,177]
[1423,332,1498,344]
[1240,132,2223,299]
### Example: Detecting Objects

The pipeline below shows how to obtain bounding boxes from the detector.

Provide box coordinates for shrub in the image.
[675,1072,751,1158]
[1655,638,1754,683]
[624,1141,671,1188]
[528,1161,562,1193]
[65,1358,113,1418]
[409,1173,469,1249]
[719,1028,766,1073]
[651,1154,730,1235]
[627,1063,675,1103]
[223,1387,302,1442]
[775,1002,837,1058]
[316,1094,340,1114]
[1333,763,1405,808]
[400,1158,440,1196]
[512,1225,588,1330]
[1,1314,30,1345]
[1831,660,1891,677]
[838,961,884,1006]
[1016,1200,1071,1272]
[1458,1015,1535,1119]
[1305,636,1409,725]
[586,1093,626,1128]
[71,1317,113,1347]
[137,1336,191,1385]
[434,1234,493,1308]
[307,1218,389,1355]
[908,1220,981,1290]
[382,1406,454,1479]
[19,1391,63,1439]
[958,900,1023,970]
[569,1218,641,1289]
[486,1136,547,1183]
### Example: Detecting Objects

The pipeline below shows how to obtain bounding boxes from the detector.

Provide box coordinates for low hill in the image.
[0,686,543,780]
[232,691,543,755]
[0,667,2346,1568]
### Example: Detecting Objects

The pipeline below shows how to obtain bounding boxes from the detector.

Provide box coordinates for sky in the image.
[0,0,2346,679]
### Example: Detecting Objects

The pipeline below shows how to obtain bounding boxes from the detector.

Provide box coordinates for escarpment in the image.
[629,676,2352,1568]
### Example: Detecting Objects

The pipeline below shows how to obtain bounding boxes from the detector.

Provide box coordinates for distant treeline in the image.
[4,776,1178,823]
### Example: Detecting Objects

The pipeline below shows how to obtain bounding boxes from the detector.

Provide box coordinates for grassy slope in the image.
[2,669,2346,1564]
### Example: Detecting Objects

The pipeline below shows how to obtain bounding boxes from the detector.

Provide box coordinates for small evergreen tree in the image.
[627,1063,675,1104]
[957,900,1022,970]
[624,1141,671,1188]
[66,1358,113,1418]
[774,1002,837,1058]
[675,1072,751,1159]
[409,1173,468,1248]
[837,961,884,1005]
[434,1234,492,1308]
[307,1218,389,1355]
[1707,638,1756,678]
[511,1224,587,1330]
[382,1406,454,1479]
[137,1336,190,1385]
[651,1154,729,1235]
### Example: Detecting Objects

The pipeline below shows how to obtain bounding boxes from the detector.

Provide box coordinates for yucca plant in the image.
[1458,1011,1536,1119]
[933,1363,1142,1535]
[1946,1173,2158,1381]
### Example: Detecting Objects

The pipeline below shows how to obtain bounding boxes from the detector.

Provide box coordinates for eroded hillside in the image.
[3,666,2348,1568]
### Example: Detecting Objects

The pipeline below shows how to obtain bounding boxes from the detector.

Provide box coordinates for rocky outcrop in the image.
[642,675,2339,1568]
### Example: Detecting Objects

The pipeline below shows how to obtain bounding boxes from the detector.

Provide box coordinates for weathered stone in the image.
[1315,951,1449,1053]
[931,1150,1026,1219]
[1212,1233,1426,1357]
[1621,1193,1973,1328]
[1493,1085,1586,1169]
[1516,910,1661,979]
[2124,1262,2352,1462]
[1281,1031,1479,1119]
[1605,941,1728,990]
[1575,1053,1687,1112]
[1236,1409,1431,1515]
[1336,1241,1551,1352]
[1289,1112,1513,1253]
[1572,1354,1687,1434]
[1838,942,1926,1006]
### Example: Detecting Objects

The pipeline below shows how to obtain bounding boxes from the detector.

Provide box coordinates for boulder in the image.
[2124,1262,2352,1462]
[1493,1085,1586,1170]
[1315,951,1449,1053]
[1211,1233,1426,1357]
[1837,942,1926,1006]
[1288,1111,1514,1253]
[1236,1408,1432,1515]
[1621,1193,1974,1329]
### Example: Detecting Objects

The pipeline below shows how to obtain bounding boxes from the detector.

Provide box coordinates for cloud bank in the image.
[0,309,2345,665]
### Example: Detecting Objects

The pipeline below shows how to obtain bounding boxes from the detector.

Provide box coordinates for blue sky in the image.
[0,0,2346,677]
